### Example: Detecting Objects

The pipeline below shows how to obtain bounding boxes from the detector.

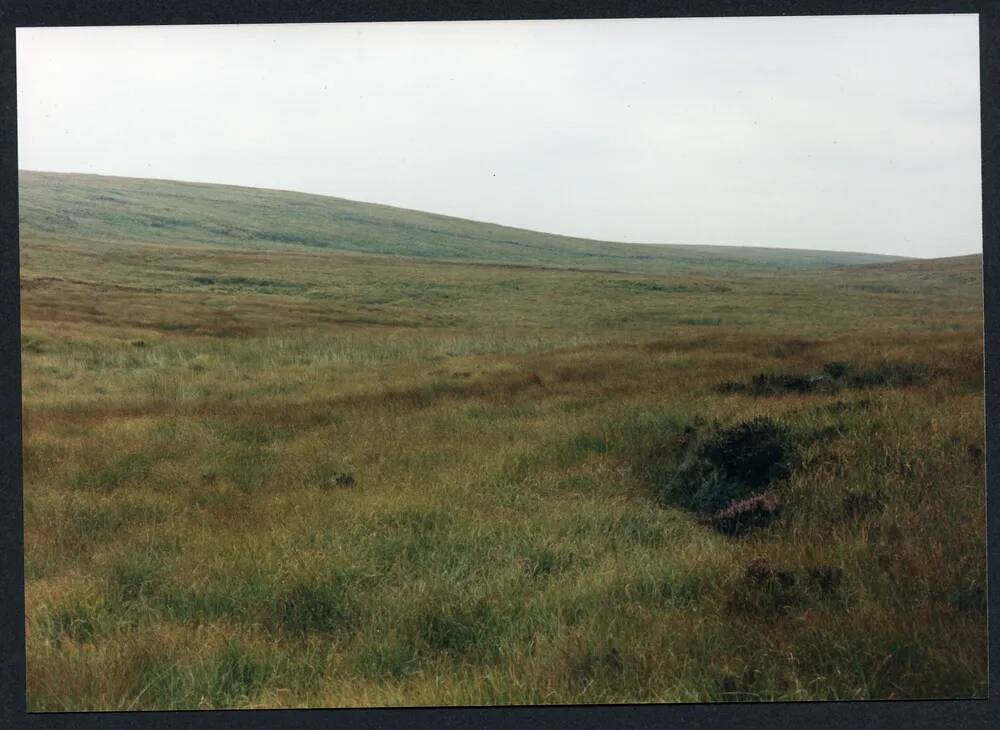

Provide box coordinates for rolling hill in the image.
[18,170,905,274]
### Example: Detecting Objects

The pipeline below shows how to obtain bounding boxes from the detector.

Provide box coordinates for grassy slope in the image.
[19,175,984,709]
[19,170,904,274]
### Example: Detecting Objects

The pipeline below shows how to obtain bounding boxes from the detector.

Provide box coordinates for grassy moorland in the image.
[19,170,901,272]
[20,172,985,709]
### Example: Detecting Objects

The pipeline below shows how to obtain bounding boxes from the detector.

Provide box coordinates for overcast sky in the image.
[16,15,981,258]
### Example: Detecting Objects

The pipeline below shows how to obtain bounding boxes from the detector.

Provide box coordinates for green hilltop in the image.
[19,170,905,274]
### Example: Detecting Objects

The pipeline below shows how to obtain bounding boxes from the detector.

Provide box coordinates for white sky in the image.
[16,15,982,258]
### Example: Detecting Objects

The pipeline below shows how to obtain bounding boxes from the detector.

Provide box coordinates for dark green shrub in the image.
[701,418,792,488]
[624,413,798,534]
[663,418,794,518]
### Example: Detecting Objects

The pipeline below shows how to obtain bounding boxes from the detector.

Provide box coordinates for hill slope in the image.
[19,170,905,274]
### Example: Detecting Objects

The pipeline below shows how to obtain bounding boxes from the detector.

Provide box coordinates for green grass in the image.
[20,172,986,709]
[19,170,904,274]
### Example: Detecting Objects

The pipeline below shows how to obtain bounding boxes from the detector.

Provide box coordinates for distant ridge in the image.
[18,170,907,275]
[844,253,982,273]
